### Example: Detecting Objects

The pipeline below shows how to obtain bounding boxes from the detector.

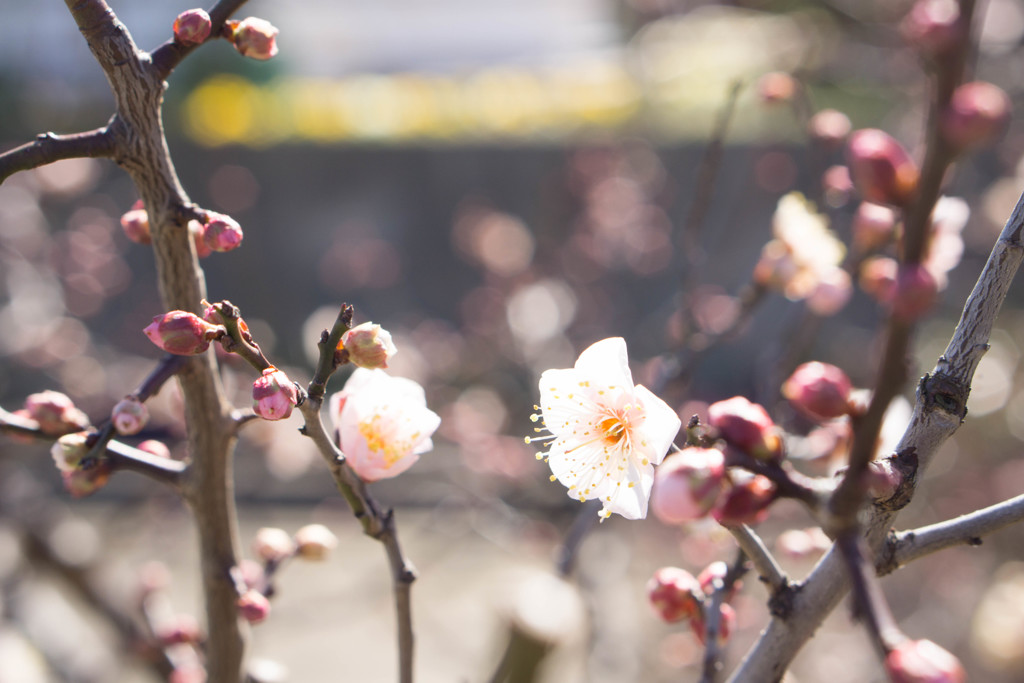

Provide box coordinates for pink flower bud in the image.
[713,475,776,526]
[891,264,938,321]
[647,567,703,623]
[189,220,212,259]
[25,390,90,435]
[859,255,899,302]
[156,615,202,646]
[294,524,338,561]
[806,267,853,317]
[885,639,965,683]
[866,457,904,500]
[137,439,172,459]
[692,603,736,646]
[251,367,299,421]
[144,311,222,355]
[237,589,271,624]
[852,201,898,251]
[697,561,740,602]
[650,447,726,524]
[111,395,149,436]
[339,322,398,369]
[757,72,798,104]
[707,397,782,461]
[901,0,963,59]
[229,17,279,60]
[252,527,296,562]
[847,129,919,207]
[782,361,852,421]
[173,9,212,46]
[120,200,151,244]
[808,109,852,148]
[942,81,1011,152]
[51,431,90,472]
[202,212,244,253]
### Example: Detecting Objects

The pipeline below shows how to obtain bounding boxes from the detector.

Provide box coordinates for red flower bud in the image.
[650,447,726,524]
[891,264,938,321]
[62,465,111,498]
[237,589,271,624]
[852,201,898,251]
[229,17,279,60]
[144,311,222,355]
[51,431,90,473]
[942,81,1011,152]
[885,639,965,683]
[707,396,782,461]
[173,9,212,46]
[647,567,703,623]
[713,475,776,526]
[202,212,244,252]
[847,129,919,207]
[120,200,151,244]
[252,367,299,421]
[782,361,853,421]
[111,395,149,435]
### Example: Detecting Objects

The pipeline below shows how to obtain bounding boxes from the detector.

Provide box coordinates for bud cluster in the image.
[646,565,737,646]
[651,396,783,529]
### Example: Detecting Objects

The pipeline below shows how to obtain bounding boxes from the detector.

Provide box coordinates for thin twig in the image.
[879,492,1024,575]
[150,0,252,79]
[725,524,787,594]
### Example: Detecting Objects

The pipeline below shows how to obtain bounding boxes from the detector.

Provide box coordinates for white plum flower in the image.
[329,368,441,482]
[529,337,682,520]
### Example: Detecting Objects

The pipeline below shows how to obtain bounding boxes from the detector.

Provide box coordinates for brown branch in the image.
[725,524,788,595]
[297,397,416,683]
[0,127,116,184]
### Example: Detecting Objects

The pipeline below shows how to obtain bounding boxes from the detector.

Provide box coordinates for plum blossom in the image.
[529,337,681,521]
[329,369,441,482]
[754,193,849,314]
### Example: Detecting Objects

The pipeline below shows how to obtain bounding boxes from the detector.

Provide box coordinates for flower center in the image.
[598,408,632,446]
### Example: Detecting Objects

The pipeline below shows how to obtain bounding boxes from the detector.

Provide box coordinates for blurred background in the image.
[3,0,1024,680]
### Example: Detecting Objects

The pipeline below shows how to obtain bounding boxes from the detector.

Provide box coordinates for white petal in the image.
[574,337,633,392]
[633,384,681,466]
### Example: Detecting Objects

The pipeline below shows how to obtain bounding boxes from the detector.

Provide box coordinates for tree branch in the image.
[727,186,1024,682]
[879,492,1024,575]
[0,127,116,184]
[725,524,788,595]
[297,397,416,683]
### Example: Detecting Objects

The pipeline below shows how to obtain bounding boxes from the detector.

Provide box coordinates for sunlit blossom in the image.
[329,368,441,482]
[755,193,847,307]
[528,337,681,520]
